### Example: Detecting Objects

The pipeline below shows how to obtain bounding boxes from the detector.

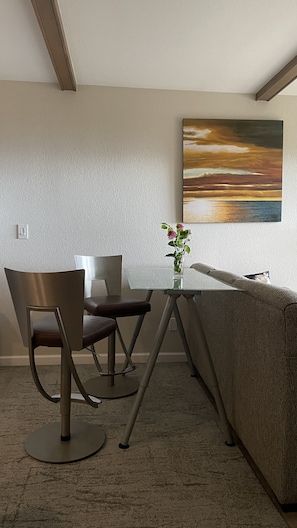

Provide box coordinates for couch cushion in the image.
[245,271,271,284]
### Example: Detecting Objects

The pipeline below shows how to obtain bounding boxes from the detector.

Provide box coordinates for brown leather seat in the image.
[84,295,150,318]
[33,312,115,347]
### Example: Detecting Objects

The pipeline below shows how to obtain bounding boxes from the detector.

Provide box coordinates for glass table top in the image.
[126,267,239,292]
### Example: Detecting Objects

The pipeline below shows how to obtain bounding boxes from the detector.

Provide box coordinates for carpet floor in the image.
[0,362,288,528]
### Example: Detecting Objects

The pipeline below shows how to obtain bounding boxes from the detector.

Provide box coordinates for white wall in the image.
[1,81,297,364]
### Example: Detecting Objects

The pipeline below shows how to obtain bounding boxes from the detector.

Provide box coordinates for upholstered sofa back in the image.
[190,263,297,505]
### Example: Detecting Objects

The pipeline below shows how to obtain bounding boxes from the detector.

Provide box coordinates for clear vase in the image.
[173,252,185,279]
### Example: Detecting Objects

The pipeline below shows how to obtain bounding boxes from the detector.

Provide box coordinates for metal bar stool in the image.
[74,255,151,399]
[5,268,116,463]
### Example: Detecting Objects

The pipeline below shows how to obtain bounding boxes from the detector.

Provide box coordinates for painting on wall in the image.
[183,119,283,223]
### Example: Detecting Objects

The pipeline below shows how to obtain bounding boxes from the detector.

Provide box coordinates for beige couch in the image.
[190,262,297,506]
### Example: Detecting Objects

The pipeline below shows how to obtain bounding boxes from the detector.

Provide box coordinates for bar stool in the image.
[5,267,116,463]
[74,255,151,399]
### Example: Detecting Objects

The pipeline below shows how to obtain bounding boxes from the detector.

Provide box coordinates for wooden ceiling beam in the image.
[31,0,76,91]
[256,54,297,101]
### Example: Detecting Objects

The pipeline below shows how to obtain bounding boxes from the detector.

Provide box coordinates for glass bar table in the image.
[119,267,239,449]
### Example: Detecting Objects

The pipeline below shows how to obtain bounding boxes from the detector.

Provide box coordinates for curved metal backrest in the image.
[74,255,122,297]
[5,268,85,351]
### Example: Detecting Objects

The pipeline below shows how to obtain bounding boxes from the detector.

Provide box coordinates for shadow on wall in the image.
[0,312,22,359]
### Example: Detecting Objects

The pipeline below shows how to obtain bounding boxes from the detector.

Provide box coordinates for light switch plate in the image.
[17,224,29,239]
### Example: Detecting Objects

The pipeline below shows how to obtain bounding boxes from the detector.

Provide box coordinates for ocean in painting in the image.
[183,199,281,223]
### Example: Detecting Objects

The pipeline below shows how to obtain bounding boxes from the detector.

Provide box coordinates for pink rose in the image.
[176,223,184,229]
[168,230,177,240]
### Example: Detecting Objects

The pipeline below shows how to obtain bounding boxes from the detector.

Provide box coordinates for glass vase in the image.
[173,252,185,279]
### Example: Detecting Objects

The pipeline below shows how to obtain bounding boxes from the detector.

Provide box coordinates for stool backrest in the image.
[74,255,122,297]
[5,268,85,350]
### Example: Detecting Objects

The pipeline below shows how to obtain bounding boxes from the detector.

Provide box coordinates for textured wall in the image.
[1,81,296,363]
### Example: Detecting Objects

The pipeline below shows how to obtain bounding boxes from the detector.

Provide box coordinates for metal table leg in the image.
[119,294,178,448]
[173,303,196,376]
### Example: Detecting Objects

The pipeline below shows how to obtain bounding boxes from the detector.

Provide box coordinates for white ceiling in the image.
[1,0,297,96]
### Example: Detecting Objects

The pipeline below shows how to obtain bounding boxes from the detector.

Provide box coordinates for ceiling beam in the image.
[31,0,76,91]
[256,54,297,101]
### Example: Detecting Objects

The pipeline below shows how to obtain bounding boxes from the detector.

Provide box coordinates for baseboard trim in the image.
[0,352,186,367]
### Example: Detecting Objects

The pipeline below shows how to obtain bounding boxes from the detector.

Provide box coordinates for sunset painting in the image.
[183,119,283,223]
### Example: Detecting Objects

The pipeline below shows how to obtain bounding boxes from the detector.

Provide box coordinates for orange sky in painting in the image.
[183,119,283,200]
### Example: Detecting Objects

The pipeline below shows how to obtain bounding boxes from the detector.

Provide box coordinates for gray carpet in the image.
[0,362,287,528]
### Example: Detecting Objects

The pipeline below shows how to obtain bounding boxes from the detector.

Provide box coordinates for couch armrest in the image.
[191,262,215,275]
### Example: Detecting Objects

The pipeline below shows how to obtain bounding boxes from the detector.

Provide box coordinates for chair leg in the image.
[115,323,136,373]
[89,343,104,374]
[89,324,135,375]
[60,349,71,439]
[24,349,106,463]
[120,291,153,373]
[118,315,145,372]
[107,330,116,388]
[84,332,139,399]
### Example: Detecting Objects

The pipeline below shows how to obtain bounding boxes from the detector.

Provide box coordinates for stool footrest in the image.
[99,365,136,376]
[51,393,102,404]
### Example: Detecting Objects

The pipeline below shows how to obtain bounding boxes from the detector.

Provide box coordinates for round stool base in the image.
[24,420,105,463]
